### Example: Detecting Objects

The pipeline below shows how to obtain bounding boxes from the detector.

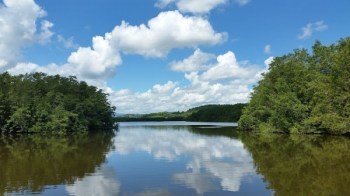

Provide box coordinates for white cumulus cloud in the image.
[156,0,250,14]
[6,61,112,91]
[111,51,268,114]
[0,1,263,115]
[38,20,54,44]
[4,11,226,85]
[68,36,122,79]
[170,49,215,72]
[298,21,328,40]
[201,51,262,81]
[108,10,226,57]
[0,0,52,69]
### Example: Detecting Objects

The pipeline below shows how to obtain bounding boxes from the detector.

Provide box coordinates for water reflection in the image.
[2,123,347,195]
[0,131,115,195]
[66,164,120,196]
[113,125,256,194]
[240,133,350,195]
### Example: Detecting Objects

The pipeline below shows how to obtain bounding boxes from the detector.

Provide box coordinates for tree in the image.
[0,73,116,133]
[238,37,350,135]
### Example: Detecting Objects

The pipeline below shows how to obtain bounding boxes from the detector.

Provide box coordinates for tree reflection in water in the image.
[1,124,349,196]
[0,131,115,195]
[239,133,350,196]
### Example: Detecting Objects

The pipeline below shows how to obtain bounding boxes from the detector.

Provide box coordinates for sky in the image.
[0,0,349,114]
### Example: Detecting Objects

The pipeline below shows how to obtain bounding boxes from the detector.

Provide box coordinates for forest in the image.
[0,72,116,133]
[238,37,350,135]
[115,103,246,122]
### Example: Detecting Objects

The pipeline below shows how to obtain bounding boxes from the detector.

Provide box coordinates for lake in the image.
[1,122,349,195]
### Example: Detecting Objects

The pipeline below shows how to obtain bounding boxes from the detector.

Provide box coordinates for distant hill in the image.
[186,104,246,122]
[115,103,247,122]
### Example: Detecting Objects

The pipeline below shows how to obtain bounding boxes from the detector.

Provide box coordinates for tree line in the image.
[0,72,116,133]
[238,37,350,135]
[116,103,246,122]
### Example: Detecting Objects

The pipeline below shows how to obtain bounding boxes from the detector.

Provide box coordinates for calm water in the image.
[1,122,349,196]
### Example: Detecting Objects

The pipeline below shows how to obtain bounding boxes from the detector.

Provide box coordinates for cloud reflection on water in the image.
[65,165,120,196]
[113,125,255,193]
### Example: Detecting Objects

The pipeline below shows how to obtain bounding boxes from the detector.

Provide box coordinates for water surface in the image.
[1,122,349,195]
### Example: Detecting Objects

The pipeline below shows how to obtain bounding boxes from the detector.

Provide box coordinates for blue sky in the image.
[0,0,349,113]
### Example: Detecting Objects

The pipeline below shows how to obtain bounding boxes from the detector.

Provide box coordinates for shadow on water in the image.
[0,131,115,195]
[239,133,350,196]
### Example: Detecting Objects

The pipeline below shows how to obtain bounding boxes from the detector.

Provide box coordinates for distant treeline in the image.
[115,103,246,122]
[0,72,115,133]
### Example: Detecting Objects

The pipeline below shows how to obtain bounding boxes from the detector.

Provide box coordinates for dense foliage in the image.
[116,104,246,122]
[0,72,115,133]
[187,104,246,122]
[239,37,350,134]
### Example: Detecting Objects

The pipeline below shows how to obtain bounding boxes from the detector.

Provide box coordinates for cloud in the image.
[6,61,113,91]
[234,0,251,6]
[152,81,178,94]
[156,0,250,14]
[6,49,267,114]
[3,9,225,82]
[175,0,227,14]
[113,126,255,193]
[298,21,328,40]
[108,10,226,57]
[155,0,176,8]
[111,51,268,114]
[111,78,252,114]
[264,56,274,68]
[170,49,215,72]
[0,0,52,69]
[6,62,40,74]
[0,2,258,114]
[264,44,271,54]
[38,20,54,44]
[57,35,79,49]
[201,51,262,81]
[6,35,120,82]
[0,59,7,68]
[68,36,122,79]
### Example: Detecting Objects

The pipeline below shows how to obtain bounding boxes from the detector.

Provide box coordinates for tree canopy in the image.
[186,104,246,122]
[0,72,116,133]
[238,37,350,135]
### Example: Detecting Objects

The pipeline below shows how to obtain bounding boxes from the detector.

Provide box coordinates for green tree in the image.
[239,37,350,134]
[0,73,116,133]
